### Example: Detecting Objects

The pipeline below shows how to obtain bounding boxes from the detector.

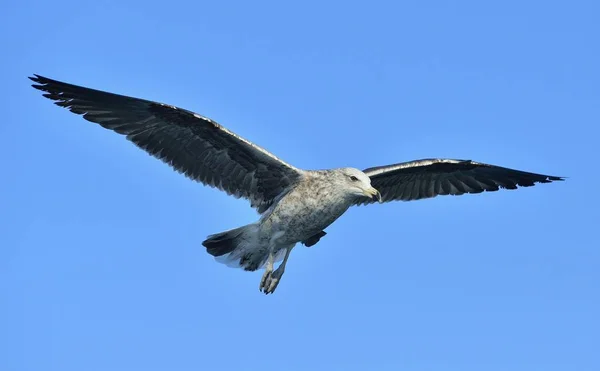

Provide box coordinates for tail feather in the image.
[202,226,246,257]
[203,224,271,271]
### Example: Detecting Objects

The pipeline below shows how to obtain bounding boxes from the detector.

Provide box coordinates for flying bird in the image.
[29,74,564,294]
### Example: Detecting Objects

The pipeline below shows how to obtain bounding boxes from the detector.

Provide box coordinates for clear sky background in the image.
[1,1,598,370]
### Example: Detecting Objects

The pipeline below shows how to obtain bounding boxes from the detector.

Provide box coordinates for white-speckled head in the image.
[335,167,382,202]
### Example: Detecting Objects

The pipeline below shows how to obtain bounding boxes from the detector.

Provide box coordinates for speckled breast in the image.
[260,178,352,244]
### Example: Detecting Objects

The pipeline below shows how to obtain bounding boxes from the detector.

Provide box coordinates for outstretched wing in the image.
[30,74,303,213]
[358,158,563,205]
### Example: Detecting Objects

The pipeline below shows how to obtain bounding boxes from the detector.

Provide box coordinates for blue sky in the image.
[2,1,599,370]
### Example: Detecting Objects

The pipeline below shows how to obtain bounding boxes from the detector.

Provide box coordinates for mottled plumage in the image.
[29,74,564,294]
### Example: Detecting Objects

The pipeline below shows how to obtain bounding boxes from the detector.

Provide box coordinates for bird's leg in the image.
[272,246,293,278]
[262,245,294,295]
[259,248,276,292]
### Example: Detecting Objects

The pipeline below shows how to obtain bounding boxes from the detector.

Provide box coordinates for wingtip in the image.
[540,175,566,183]
[29,74,46,90]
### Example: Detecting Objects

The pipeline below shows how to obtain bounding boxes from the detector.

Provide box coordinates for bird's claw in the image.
[259,269,282,294]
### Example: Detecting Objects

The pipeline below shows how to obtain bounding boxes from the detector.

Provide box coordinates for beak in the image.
[364,187,382,203]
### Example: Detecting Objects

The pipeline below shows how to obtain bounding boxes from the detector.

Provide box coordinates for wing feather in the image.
[30,74,302,213]
[358,158,563,204]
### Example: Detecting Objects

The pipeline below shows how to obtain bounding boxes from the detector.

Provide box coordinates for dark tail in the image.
[202,224,268,271]
[202,226,247,257]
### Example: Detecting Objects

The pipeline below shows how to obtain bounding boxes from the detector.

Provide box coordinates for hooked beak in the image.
[363,187,382,203]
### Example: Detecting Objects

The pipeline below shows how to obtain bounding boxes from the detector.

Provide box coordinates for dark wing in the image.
[301,231,327,247]
[30,74,303,213]
[357,158,563,205]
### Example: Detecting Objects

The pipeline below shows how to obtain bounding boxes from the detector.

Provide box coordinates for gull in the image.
[29,74,564,294]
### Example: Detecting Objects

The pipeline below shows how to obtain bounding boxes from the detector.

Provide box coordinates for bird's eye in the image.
[350,176,359,182]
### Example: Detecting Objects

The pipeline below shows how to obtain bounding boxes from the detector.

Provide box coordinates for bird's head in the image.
[335,167,382,203]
